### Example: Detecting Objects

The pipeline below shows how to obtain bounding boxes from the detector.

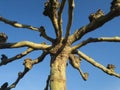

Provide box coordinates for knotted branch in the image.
[9,58,33,89]
[76,50,120,78]
[43,0,60,39]
[0,32,8,44]
[0,16,39,31]
[0,17,54,42]
[39,26,55,42]
[69,54,88,81]
[8,51,48,89]
[69,0,120,44]
[0,48,34,66]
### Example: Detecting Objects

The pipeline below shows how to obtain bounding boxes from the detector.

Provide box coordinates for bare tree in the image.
[0,0,120,90]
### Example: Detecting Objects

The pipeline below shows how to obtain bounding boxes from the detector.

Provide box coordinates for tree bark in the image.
[50,46,71,90]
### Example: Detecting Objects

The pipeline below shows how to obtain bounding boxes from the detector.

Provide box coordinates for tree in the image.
[0,0,120,90]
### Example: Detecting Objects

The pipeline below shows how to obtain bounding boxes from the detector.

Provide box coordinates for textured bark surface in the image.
[50,46,71,90]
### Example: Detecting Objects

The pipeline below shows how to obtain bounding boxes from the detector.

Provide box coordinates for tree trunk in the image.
[50,46,71,90]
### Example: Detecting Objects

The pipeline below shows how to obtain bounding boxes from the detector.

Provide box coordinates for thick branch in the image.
[50,17,59,39]
[69,9,120,44]
[72,36,120,50]
[0,16,54,42]
[57,0,66,41]
[65,0,75,41]
[0,48,34,66]
[76,50,120,78]
[0,41,51,50]
[43,0,60,39]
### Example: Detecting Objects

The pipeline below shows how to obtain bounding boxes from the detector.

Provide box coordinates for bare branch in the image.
[65,0,75,41]
[0,41,51,50]
[72,36,120,50]
[0,16,39,31]
[9,58,33,89]
[0,16,54,42]
[69,54,88,81]
[9,70,29,89]
[8,51,48,89]
[0,48,34,66]
[58,0,66,41]
[88,9,105,23]
[43,0,60,39]
[76,50,120,78]
[50,17,59,39]
[39,26,55,42]
[69,7,120,44]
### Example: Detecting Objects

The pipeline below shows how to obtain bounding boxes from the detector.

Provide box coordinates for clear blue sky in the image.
[0,0,120,90]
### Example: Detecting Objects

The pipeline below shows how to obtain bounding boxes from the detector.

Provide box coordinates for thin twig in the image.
[44,75,50,90]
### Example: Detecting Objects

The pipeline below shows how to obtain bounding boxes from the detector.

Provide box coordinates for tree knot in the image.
[23,58,33,70]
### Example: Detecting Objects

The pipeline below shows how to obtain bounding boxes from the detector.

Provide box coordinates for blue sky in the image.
[0,0,120,90]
